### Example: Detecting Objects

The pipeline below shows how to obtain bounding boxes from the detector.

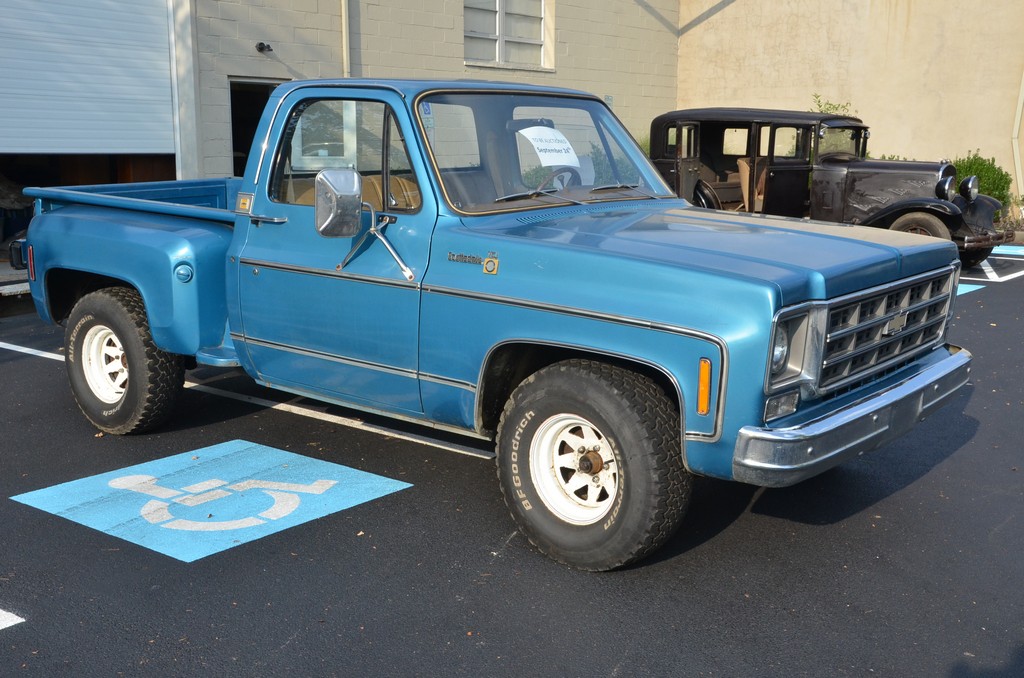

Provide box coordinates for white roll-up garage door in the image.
[0,0,175,154]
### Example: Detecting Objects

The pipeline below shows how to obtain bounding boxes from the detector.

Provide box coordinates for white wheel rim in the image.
[81,324,128,404]
[530,413,618,525]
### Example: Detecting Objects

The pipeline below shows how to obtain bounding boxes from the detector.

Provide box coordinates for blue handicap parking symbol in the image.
[957,283,984,296]
[11,439,411,562]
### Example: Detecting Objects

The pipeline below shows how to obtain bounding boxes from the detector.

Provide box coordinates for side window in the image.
[382,114,421,211]
[270,99,420,212]
[771,126,810,160]
[677,125,696,160]
[664,126,677,159]
[722,127,748,156]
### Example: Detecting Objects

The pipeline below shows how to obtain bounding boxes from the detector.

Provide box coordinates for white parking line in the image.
[0,340,63,361]
[961,257,1024,283]
[0,340,494,460]
[0,609,25,630]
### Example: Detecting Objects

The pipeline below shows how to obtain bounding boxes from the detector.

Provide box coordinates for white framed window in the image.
[465,0,546,69]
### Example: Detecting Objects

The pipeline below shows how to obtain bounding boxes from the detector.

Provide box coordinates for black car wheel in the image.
[959,248,993,269]
[890,212,949,239]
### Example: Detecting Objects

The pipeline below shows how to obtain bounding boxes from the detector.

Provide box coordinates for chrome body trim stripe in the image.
[231,333,476,394]
[233,285,729,444]
[238,258,421,290]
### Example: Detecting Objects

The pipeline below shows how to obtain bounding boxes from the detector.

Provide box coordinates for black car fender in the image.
[954,194,1003,235]
[861,198,962,230]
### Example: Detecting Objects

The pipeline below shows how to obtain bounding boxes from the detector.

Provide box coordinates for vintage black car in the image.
[649,108,1010,267]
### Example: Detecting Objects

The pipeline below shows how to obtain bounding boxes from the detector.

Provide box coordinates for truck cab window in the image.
[270,99,420,212]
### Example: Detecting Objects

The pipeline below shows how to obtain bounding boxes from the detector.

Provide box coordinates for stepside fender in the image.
[29,207,233,356]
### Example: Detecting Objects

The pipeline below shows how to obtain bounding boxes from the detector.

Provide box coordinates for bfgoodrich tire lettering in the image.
[496,359,691,571]
[65,287,185,434]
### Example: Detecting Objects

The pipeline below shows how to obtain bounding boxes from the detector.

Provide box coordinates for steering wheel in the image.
[534,165,583,192]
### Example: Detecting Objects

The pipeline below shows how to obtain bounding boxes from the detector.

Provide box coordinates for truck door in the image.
[760,124,813,218]
[234,91,433,414]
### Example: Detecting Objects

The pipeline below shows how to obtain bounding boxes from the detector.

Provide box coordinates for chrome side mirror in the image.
[315,168,363,238]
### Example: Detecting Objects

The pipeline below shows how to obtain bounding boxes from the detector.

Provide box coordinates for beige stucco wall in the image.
[676,0,1024,200]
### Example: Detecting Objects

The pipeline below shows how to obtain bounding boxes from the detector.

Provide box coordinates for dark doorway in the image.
[230,81,281,177]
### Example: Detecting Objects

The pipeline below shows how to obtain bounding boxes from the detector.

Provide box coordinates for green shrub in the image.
[952,150,1013,207]
[811,94,855,116]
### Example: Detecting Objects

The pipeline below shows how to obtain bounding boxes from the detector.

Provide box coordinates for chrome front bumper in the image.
[732,345,972,487]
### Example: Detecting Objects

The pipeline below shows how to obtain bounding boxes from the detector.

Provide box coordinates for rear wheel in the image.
[495,359,691,571]
[65,287,185,434]
[890,212,949,239]
[692,181,721,210]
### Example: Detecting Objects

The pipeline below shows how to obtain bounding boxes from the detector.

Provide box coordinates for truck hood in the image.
[485,202,958,303]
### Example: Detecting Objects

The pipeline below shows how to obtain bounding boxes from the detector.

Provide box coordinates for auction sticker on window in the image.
[10,440,411,562]
[517,126,580,167]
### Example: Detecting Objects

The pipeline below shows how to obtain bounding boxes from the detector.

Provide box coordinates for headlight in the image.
[959,175,979,201]
[765,307,826,395]
[770,324,790,375]
[935,176,956,201]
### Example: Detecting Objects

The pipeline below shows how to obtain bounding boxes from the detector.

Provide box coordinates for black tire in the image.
[692,181,721,210]
[890,212,949,239]
[495,359,691,571]
[65,287,185,434]
[959,247,993,269]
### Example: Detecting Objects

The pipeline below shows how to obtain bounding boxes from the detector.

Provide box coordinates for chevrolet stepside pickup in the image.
[10,79,973,570]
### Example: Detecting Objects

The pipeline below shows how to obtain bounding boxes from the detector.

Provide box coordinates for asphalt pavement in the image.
[1,247,1023,676]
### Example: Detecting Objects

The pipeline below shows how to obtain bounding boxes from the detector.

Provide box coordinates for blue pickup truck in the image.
[10,79,973,570]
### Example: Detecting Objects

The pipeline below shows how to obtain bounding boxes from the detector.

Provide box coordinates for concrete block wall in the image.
[347,0,679,141]
[188,0,678,173]
[193,0,346,177]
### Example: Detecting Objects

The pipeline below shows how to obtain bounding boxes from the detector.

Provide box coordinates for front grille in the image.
[818,268,955,393]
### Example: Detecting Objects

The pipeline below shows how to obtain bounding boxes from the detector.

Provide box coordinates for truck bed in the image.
[24,178,241,225]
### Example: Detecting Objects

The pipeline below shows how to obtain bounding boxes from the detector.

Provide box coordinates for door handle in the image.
[248,214,288,225]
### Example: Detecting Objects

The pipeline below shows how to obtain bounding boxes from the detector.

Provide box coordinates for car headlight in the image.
[959,175,979,201]
[770,324,790,375]
[935,176,956,201]
[765,306,827,396]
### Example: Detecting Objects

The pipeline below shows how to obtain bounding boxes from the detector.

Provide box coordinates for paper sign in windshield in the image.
[517,126,580,168]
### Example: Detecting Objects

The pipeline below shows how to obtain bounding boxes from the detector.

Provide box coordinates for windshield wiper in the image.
[589,183,662,199]
[494,188,584,205]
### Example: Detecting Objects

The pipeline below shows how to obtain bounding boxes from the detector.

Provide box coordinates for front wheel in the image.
[959,247,993,269]
[496,359,691,571]
[65,287,185,434]
[890,212,949,239]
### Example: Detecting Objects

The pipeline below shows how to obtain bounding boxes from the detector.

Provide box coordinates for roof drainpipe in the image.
[341,0,351,78]
[1013,67,1024,214]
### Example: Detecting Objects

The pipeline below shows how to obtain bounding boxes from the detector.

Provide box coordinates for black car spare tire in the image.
[496,359,691,571]
[65,287,185,434]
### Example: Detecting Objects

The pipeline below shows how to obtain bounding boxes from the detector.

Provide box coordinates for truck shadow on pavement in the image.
[948,645,1024,678]
[654,389,980,562]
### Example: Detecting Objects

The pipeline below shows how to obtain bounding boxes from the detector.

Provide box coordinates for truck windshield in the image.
[417,91,673,213]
